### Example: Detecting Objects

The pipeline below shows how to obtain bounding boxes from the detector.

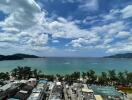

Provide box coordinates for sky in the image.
[0,0,132,57]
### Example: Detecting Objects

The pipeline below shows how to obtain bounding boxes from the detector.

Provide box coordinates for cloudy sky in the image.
[0,0,132,57]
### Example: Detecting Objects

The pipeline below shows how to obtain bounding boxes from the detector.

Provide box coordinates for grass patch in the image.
[120,87,132,93]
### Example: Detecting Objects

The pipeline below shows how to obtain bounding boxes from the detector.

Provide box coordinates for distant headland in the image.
[104,53,132,58]
[0,53,40,61]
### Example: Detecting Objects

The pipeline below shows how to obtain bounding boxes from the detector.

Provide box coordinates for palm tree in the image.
[11,66,32,79]
[11,68,18,78]
[64,74,73,85]
[86,70,97,84]
[14,66,23,79]
[46,75,55,81]
[108,70,117,85]
[117,72,125,85]
[0,72,9,80]
[71,72,80,81]
[98,72,108,85]
[22,66,32,79]
[56,74,64,81]
[32,69,42,79]
[126,72,132,86]
[82,72,86,79]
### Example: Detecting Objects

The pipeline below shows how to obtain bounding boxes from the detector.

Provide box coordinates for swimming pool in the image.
[90,85,124,100]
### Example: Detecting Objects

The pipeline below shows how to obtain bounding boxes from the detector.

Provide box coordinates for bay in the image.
[0,58,132,75]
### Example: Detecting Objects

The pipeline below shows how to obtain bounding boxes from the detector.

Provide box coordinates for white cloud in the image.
[102,9,120,21]
[72,42,82,48]
[103,5,132,19]
[70,36,100,48]
[26,34,48,46]
[52,40,59,43]
[79,0,99,11]
[0,0,131,56]
[0,0,49,51]
[82,16,98,24]
[67,20,131,54]
[48,19,97,39]
[103,38,113,45]
[0,33,19,42]
[57,17,68,23]
[92,21,125,34]
[105,34,132,53]
[103,14,115,20]
[107,43,132,53]
[116,31,131,38]
[121,5,132,18]
[68,21,127,49]
[1,0,100,52]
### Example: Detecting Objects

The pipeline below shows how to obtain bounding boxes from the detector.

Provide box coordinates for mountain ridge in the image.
[104,53,132,58]
[0,53,39,61]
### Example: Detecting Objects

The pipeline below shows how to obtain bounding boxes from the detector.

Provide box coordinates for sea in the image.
[0,57,132,75]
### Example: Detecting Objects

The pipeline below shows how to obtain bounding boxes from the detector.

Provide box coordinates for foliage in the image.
[0,72,9,80]
[11,66,41,80]
[0,66,130,87]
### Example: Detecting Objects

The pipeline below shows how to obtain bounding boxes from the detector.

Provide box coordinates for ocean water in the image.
[0,58,132,75]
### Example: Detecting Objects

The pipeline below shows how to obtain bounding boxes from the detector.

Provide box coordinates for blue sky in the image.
[0,0,132,57]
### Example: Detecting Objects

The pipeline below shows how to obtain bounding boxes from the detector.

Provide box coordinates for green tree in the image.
[71,72,80,81]
[56,74,64,81]
[82,72,86,79]
[98,72,108,85]
[0,72,9,80]
[117,72,125,85]
[108,70,117,85]
[87,70,97,84]
[32,69,42,79]
[126,72,132,85]
[11,66,32,79]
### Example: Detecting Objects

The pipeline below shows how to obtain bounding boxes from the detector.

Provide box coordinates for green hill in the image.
[105,53,132,58]
[0,53,39,61]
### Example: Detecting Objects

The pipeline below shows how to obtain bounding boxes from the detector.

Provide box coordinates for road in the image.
[63,83,69,100]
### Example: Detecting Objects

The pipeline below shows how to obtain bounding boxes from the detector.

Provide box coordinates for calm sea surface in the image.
[0,58,132,75]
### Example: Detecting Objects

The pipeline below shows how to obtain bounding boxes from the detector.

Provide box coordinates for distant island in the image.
[105,53,132,58]
[0,53,39,61]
